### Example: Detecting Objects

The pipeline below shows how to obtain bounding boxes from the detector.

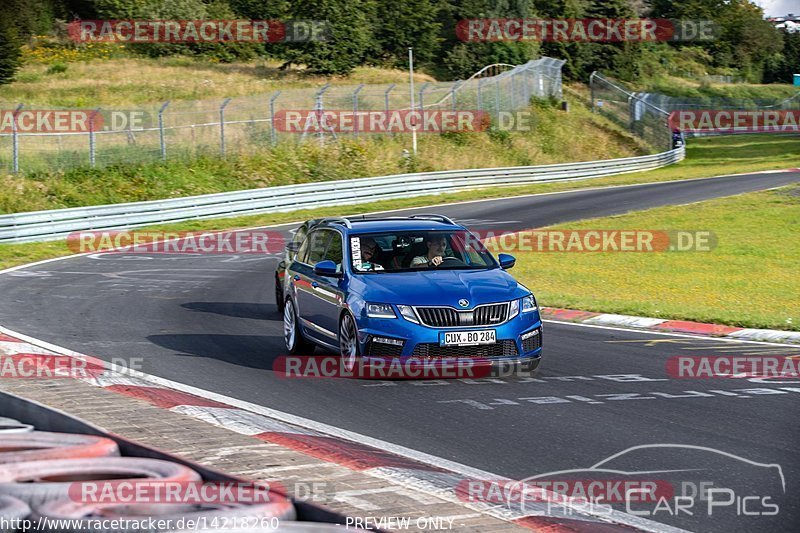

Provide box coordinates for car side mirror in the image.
[286,241,302,253]
[498,253,516,269]
[314,260,341,277]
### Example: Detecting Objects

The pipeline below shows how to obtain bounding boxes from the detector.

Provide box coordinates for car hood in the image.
[352,268,529,306]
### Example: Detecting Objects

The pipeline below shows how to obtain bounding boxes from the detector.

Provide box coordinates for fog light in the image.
[521,329,540,340]
[372,336,404,346]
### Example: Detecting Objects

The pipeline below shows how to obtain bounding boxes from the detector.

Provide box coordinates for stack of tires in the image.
[0,418,314,532]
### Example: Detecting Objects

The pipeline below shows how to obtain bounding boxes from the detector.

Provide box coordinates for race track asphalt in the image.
[2,170,799,532]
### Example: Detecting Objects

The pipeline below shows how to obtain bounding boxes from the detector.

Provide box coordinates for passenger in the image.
[410,235,448,267]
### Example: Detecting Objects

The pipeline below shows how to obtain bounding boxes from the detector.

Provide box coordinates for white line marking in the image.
[543,319,800,348]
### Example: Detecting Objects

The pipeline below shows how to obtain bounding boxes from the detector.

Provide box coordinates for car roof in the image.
[311,216,465,234]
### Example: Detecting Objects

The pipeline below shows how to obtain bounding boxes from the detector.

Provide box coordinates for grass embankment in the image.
[0,96,646,214]
[1,56,436,107]
[512,184,800,331]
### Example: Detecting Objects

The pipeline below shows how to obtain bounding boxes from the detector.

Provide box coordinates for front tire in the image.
[284,298,313,354]
[339,313,360,373]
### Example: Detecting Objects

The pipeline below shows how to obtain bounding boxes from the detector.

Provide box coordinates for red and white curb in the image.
[541,307,800,345]
[0,325,687,533]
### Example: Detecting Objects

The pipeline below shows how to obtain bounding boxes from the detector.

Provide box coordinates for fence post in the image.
[384,84,395,114]
[353,84,364,137]
[158,101,170,161]
[495,79,501,117]
[11,104,23,174]
[477,79,483,111]
[510,71,517,109]
[590,71,596,113]
[88,108,101,168]
[418,82,430,111]
[219,98,232,156]
[269,91,281,146]
[451,81,462,111]
[312,84,330,146]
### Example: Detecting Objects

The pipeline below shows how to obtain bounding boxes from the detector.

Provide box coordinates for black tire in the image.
[338,313,361,374]
[0,457,200,508]
[283,298,313,355]
[0,432,119,464]
[0,495,30,528]
[275,275,285,314]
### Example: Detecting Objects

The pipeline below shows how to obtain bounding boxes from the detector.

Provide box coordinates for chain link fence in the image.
[0,58,565,175]
[590,72,800,149]
[589,72,673,151]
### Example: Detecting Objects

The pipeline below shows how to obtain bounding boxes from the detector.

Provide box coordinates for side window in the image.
[323,232,343,272]
[306,230,331,266]
[296,233,310,263]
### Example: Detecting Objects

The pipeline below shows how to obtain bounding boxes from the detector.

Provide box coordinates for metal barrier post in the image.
[353,84,364,137]
[219,98,232,156]
[88,108,101,168]
[269,91,281,146]
[158,101,170,161]
[477,79,484,111]
[590,72,597,113]
[11,104,23,174]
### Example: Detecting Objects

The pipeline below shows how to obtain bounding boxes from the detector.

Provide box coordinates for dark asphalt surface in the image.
[2,171,799,532]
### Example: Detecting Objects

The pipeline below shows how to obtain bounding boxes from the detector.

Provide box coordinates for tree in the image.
[370,0,443,67]
[280,0,377,75]
[437,0,540,79]
[0,17,22,85]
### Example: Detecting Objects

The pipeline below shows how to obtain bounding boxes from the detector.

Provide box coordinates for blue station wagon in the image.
[280,215,543,375]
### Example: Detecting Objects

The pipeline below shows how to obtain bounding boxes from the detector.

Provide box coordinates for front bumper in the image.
[356,306,543,367]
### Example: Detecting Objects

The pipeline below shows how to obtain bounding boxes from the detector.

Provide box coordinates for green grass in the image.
[511,184,800,331]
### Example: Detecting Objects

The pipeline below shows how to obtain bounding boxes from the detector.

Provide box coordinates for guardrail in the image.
[0,147,684,243]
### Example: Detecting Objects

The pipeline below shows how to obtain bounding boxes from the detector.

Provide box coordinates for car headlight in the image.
[522,294,537,313]
[397,305,419,323]
[366,303,396,318]
[508,299,520,319]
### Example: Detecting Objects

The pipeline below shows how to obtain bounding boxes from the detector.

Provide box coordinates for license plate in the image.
[441,330,496,346]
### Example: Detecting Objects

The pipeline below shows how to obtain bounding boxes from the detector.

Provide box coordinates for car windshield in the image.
[349,230,497,273]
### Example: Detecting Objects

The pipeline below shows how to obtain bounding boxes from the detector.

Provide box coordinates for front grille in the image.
[365,339,404,358]
[522,328,542,353]
[411,340,517,359]
[415,303,509,328]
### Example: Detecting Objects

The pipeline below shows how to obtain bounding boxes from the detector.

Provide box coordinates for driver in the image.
[411,235,448,267]
[358,237,384,271]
